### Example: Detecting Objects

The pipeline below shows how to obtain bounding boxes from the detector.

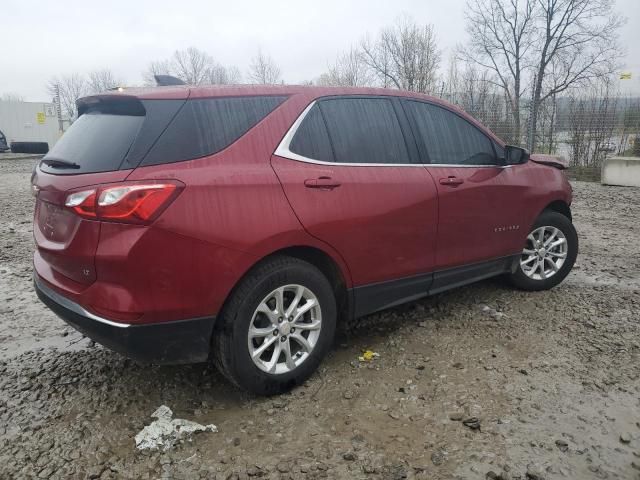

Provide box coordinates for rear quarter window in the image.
[289,104,335,162]
[141,96,287,166]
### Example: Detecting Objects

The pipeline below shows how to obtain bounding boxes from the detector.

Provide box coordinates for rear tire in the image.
[507,210,578,291]
[212,256,336,395]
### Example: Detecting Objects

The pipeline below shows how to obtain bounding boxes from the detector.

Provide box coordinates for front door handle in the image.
[439,176,464,186]
[304,177,341,190]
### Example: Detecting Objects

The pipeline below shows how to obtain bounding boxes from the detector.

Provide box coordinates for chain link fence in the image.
[439,88,640,181]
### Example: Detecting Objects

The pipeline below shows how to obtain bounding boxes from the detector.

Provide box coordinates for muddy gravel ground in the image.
[1,156,639,480]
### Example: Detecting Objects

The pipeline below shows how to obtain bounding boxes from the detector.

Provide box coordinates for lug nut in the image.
[278,317,283,323]
[288,316,293,321]
[273,330,279,336]
[281,336,287,342]
[291,327,296,333]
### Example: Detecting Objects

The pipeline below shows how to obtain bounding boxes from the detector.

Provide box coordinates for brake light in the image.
[64,182,182,224]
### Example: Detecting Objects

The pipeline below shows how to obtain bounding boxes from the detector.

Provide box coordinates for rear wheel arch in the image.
[215,245,350,333]
[271,246,351,329]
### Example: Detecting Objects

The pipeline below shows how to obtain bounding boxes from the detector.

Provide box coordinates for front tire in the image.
[507,210,578,291]
[212,256,336,395]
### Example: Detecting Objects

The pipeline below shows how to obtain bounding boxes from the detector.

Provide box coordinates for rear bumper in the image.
[34,274,215,364]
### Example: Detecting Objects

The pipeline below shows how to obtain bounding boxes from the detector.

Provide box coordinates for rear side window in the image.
[142,96,287,166]
[318,98,410,164]
[42,112,144,174]
[289,104,334,162]
[406,101,496,165]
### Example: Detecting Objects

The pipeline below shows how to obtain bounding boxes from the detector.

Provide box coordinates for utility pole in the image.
[54,84,63,133]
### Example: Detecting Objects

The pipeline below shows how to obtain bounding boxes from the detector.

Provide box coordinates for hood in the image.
[530,153,569,170]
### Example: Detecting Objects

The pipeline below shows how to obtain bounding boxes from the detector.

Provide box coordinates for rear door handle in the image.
[304,177,341,190]
[439,176,464,186]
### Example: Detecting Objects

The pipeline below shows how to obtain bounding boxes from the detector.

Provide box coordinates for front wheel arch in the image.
[543,200,572,222]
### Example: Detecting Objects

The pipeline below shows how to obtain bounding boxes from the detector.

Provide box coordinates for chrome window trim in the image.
[426,163,511,169]
[35,275,131,329]
[274,99,508,169]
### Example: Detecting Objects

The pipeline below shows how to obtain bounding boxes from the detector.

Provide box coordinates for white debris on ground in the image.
[479,304,507,320]
[134,405,217,451]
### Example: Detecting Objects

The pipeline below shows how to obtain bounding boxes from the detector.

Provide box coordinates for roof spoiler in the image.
[77,95,146,116]
[154,75,186,86]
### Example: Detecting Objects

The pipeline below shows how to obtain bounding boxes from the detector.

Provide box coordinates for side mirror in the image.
[503,145,529,165]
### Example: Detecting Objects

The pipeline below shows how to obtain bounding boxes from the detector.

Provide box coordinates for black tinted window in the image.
[406,101,496,165]
[318,98,410,164]
[289,104,334,162]
[42,112,144,174]
[142,96,287,165]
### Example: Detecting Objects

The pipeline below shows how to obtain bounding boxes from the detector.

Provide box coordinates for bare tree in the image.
[142,60,173,86]
[171,47,214,85]
[143,49,241,86]
[47,74,87,120]
[1,92,25,102]
[463,0,535,145]
[248,50,282,84]
[318,47,372,87]
[529,0,624,150]
[87,69,121,94]
[444,61,519,144]
[361,16,441,93]
[566,78,618,167]
[207,64,242,85]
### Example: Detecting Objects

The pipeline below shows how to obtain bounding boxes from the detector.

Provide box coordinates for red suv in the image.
[33,86,577,394]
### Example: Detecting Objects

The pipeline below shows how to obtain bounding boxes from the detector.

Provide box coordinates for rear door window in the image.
[142,96,287,166]
[318,98,411,164]
[405,100,497,165]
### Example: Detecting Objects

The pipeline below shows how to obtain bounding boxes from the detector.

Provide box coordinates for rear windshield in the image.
[42,112,143,174]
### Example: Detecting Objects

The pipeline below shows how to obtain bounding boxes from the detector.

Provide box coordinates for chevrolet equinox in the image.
[33,85,578,395]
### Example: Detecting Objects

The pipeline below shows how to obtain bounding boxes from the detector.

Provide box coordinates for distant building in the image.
[0,100,69,150]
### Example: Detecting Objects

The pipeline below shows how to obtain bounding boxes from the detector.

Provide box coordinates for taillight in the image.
[65,190,97,218]
[64,182,182,224]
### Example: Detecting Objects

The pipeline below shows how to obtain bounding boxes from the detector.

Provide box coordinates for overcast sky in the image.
[2,0,639,101]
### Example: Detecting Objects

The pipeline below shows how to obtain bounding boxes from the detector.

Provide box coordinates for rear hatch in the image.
[33,93,187,288]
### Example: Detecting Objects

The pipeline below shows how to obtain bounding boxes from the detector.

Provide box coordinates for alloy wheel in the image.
[248,284,322,374]
[520,226,568,281]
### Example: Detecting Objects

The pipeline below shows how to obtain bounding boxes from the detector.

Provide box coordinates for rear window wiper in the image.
[41,158,81,169]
